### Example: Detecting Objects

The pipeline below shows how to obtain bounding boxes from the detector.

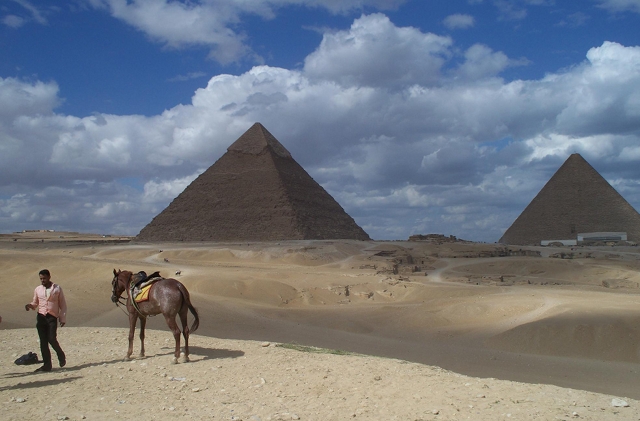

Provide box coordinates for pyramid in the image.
[136,123,371,242]
[499,153,640,245]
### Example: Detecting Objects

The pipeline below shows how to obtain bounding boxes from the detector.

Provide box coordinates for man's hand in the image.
[24,304,31,311]
[60,322,65,327]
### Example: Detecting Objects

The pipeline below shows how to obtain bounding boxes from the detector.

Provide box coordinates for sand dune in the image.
[2,233,640,409]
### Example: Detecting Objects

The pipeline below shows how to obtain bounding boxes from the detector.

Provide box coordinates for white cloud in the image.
[555,12,590,28]
[595,0,640,13]
[304,13,452,88]
[493,0,528,20]
[3,0,48,27]
[167,72,208,82]
[456,44,528,80]
[2,14,26,28]
[2,13,640,241]
[0,77,59,119]
[142,172,201,203]
[443,14,475,30]
[89,0,408,64]
[88,0,252,64]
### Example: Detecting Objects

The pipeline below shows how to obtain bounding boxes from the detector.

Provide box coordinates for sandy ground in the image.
[1,327,638,421]
[1,232,640,419]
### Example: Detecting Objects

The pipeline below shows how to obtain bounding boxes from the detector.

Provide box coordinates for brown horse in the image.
[111,269,200,363]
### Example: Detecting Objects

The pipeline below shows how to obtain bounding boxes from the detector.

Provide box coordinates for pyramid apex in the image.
[228,122,291,158]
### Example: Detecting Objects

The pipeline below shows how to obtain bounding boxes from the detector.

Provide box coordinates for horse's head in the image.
[111,269,131,303]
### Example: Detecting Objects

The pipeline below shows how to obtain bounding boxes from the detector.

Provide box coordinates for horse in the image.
[111,269,200,363]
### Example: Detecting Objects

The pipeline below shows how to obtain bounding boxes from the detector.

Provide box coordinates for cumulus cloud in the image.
[1,13,640,241]
[443,14,475,30]
[456,44,529,80]
[304,13,452,88]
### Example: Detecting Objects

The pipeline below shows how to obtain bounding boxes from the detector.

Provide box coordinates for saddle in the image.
[131,271,162,303]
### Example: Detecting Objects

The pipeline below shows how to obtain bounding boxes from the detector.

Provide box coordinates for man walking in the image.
[25,269,67,372]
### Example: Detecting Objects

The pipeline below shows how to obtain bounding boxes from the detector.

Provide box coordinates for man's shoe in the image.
[59,358,66,368]
[34,366,51,372]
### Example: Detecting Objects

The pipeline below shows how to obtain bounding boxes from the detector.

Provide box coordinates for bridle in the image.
[111,272,129,308]
[112,270,148,318]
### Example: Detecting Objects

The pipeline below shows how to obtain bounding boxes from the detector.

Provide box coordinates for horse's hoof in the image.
[179,355,190,363]
[171,357,178,365]
[138,353,145,359]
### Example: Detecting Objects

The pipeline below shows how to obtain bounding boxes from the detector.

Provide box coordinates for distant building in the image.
[540,239,577,246]
[577,232,627,243]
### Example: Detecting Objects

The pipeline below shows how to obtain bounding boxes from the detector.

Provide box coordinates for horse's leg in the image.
[178,305,190,363]
[126,312,136,360]
[139,316,146,358]
[164,314,181,364]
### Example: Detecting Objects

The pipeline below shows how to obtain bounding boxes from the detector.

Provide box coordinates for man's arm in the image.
[58,286,67,326]
[25,288,38,311]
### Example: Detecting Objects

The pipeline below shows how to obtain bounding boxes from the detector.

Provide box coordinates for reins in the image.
[113,273,146,318]
[128,280,147,318]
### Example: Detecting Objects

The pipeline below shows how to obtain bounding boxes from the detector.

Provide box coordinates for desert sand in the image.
[1,232,640,420]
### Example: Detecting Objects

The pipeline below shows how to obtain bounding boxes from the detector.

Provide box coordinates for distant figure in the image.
[24,269,67,372]
[175,270,182,276]
[164,258,169,263]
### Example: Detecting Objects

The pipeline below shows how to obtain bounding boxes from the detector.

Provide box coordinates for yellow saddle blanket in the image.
[134,284,153,303]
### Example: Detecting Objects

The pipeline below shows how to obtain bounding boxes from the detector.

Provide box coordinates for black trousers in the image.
[36,313,65,368]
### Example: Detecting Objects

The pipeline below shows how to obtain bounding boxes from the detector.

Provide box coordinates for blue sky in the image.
[1,0,640,241]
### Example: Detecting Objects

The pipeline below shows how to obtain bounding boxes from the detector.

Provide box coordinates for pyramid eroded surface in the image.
[136,123,370,242]
[499,154,640,245]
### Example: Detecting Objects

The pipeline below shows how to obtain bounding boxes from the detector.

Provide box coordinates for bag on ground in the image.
[14,352,39,365]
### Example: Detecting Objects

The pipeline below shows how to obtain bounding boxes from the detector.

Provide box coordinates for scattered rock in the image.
[612,398,630,407]
[261,342,271,347]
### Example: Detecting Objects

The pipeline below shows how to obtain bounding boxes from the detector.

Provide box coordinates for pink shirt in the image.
[30,283,67,324]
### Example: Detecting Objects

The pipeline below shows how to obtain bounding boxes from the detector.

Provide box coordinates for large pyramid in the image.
[136,123,371,242]
[499,153,640,245]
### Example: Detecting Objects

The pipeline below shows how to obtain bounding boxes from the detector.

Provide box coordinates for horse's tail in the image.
[177,281,200,334]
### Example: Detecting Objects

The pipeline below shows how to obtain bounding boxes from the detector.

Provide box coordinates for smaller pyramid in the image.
[136,123,371,242]
[499,153,640,245]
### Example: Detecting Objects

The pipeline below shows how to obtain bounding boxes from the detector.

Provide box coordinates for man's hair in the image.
[39,269,50,277]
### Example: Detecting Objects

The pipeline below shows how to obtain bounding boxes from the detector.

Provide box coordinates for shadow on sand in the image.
[1,344,244,393]
[159,345,245,360]
[0,375,83,392]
